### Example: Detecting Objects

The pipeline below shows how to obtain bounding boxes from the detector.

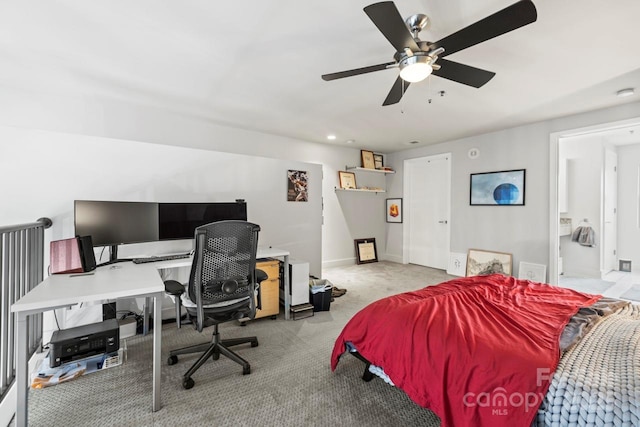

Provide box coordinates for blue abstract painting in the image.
[470,169,525,205]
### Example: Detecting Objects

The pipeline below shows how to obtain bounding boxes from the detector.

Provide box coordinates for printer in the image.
[49,319,119,367]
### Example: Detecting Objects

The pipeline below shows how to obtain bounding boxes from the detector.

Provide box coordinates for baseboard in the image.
[322,258,356,269]
[383,254,403,264]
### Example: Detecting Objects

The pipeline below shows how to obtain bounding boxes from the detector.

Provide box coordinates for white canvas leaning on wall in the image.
[518,261,547,283]
[447,252,468,276]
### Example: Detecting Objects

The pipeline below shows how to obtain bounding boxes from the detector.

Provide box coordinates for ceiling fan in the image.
[321,0,537,106]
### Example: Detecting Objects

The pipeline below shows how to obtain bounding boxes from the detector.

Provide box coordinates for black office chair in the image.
[166,220,264,389]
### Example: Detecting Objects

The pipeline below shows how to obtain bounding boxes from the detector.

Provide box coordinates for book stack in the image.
[290,303,314,320]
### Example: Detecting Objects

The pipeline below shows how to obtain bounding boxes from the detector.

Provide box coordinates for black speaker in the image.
[76,235,96,272]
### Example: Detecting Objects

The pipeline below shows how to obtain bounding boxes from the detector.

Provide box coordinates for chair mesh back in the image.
[188,221,260,305]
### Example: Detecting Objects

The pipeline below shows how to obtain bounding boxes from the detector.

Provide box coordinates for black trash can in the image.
[309,279,332,312]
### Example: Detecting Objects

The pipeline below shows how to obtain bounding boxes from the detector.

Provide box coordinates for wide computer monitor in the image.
[74,200,159,247]
[158,202,247,240]
[74,200,248,261]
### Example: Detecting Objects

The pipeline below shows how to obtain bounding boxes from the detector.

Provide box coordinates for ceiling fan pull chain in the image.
[401,79,405,113]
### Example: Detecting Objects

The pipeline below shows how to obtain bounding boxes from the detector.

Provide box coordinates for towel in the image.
[571,225,596,247]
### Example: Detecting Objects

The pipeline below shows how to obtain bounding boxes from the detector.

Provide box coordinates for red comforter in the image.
[331,274,601,427]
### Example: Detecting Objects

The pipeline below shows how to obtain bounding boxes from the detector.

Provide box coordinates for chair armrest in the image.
[164,280,185,296]
[255,269,268,284]
[254,268,268,311]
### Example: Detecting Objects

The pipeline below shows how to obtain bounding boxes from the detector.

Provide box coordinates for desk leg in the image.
[16,312,28,427]
[152,292,162,412]
[143,296,150,335]
[283,255,290,320]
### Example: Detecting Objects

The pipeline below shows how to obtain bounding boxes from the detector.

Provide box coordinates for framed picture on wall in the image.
[385,198,402,223]
[470,169,525,206]
[466,249,512,276]
[287,170,308,202]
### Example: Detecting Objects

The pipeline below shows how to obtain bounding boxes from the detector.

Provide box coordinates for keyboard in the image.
[132,253,191,264]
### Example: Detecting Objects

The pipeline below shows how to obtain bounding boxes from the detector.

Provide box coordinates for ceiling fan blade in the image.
[432,59,495,88]
[383,76,410,106]
[432,0,537,58]
[322,62,396,81]
[364,1,420,53]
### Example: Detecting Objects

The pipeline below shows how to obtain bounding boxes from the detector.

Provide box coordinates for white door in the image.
[602,148,618,275]
[405,154,451,269]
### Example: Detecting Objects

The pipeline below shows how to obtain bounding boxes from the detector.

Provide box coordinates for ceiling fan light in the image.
[399,56,433,83]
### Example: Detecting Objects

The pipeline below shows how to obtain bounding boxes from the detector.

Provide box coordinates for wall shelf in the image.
[335,187,385,194]
[346,166,395,174]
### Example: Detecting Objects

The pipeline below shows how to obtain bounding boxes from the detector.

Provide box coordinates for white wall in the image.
[617,143,640,272]
[386,101,640,278]
[0,125,324,273]
[0,90,388,269]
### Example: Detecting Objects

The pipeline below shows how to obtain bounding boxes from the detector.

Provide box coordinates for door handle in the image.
[438,220,448,224]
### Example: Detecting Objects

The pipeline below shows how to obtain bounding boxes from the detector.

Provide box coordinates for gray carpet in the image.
[558,276,615,295]
[23,262,451,426]
[620,286,640,302]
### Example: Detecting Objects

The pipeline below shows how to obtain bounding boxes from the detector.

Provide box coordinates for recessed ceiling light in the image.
[616,88,635,98]
[346,139,355,144]
[327,134,336,140]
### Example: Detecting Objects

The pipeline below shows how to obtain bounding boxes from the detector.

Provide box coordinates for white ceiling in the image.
[1,0,640,153]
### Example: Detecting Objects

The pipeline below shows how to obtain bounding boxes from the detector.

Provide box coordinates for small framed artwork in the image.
[287,170,308,202]
[373,153,384,169]
[361,150,376,169]
[385,198,402,223]
[354,238,378,264]
[466,249,512,277]
[470,169,525,206]
[518,262,547,283]
[446,252,468,277]
[338,171,357,189]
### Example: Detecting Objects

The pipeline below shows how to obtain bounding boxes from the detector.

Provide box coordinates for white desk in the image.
[10,245,290,427]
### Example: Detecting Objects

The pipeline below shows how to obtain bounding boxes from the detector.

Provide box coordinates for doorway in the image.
[403,153,451,269]
[549,118,640,285]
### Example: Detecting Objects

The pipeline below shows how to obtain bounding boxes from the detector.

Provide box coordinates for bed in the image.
[330,274,640,427]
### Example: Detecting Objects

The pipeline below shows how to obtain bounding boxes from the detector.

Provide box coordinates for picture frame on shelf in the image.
[470,169,525,206]
[338,171,357,189]
[354,238,378,264]
[385,198,402,223]
[361,150,376,169]
[518,262,547,283]
[466,249,512,277]
[373,153,384,170]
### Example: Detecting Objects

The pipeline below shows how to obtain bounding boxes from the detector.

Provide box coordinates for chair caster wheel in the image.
[182,377,195,389]
[243,365,251,375]
[167,355,178,365]
[212,351,220,360]
[270,315,277,320]
[251,340,259,348]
